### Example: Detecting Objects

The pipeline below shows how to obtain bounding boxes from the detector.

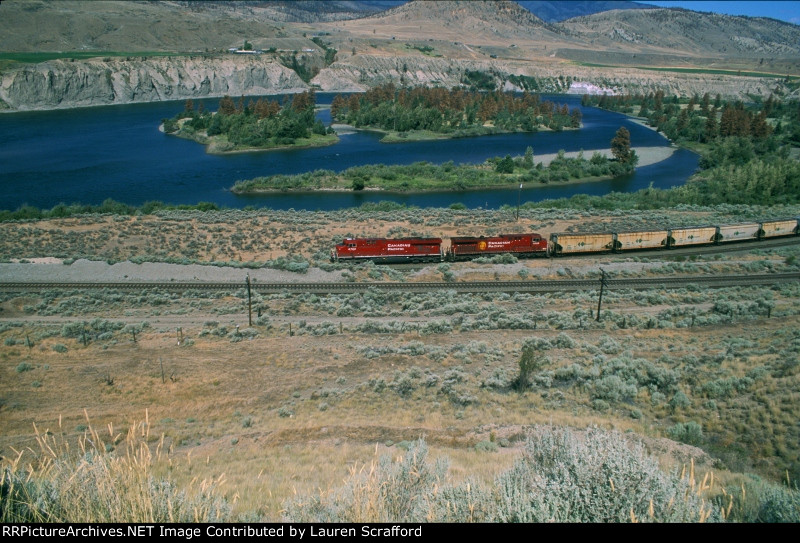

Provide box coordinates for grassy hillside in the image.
[1,205,800,521]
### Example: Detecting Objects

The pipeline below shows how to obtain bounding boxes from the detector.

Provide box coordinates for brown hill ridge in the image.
[561,8,800,59]
[330,0,568,45]
[0,0,798,111]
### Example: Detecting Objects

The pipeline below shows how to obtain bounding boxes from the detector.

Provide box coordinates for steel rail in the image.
[0,273,797,294]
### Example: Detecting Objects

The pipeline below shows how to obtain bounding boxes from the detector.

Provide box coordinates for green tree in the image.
[496,155,515,174]
[514,342,548,391]
[522,146,534,169]
[611,126,634,164]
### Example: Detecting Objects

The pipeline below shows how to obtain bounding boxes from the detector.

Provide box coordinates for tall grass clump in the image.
[283,439,490,522]
[0,413,232,523]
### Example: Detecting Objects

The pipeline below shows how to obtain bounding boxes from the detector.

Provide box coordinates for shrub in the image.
[284,428,720,523]
[514,341,549,391]
[754,484,800,523]
[718,475,800,523]
[667,421,704,446]
[552,332,576,349]
[669,390,691,410]
[493,426,719,522]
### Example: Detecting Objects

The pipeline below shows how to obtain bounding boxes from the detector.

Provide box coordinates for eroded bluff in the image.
[0,56,308,111]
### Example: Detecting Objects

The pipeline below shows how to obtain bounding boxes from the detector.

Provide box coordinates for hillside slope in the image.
[561,8,800,59]
[1,0,798,111]
[0,0,293,52]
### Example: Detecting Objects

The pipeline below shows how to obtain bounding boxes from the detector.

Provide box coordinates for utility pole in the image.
[596,268,608,322]
[516,183,522,221]
[246,274,253,326]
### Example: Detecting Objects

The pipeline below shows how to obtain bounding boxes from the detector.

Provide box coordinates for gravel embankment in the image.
[0,260,346,284]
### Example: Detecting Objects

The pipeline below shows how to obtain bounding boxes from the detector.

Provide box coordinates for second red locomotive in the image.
[447,234,548,260]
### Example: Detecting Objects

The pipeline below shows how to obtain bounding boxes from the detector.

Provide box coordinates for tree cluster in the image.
[164,91,332,148]
[331,84,581,134]
[581,91,799,205]
[582,91,777,145]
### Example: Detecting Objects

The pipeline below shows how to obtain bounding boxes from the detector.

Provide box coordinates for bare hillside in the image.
[0,0,297,52]
[561,8,800,60]
[327,0,566,44]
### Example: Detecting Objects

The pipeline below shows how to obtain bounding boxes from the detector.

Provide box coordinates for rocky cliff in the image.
[311,54,789,100]
[0,56,308,111]
[0,53,790,112]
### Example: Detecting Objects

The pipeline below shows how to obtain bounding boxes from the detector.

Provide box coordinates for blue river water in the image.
[0,94,698,211]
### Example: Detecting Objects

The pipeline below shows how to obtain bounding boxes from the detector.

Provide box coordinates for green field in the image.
[574,62,797,79]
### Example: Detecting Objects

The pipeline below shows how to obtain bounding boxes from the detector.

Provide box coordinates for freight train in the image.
[330,218,799,263]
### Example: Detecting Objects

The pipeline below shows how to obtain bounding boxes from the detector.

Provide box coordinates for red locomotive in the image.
[447,234,548,260]
[331,237,443,263]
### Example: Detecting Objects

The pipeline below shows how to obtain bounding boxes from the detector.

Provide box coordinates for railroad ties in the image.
[0,273,797,295]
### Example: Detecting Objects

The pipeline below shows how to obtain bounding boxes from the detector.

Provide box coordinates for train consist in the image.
[330,218,799,263]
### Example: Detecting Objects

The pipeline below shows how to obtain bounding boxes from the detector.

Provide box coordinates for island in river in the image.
[161,91,339,154]
[230,145,659,194]
[330,84,582,144]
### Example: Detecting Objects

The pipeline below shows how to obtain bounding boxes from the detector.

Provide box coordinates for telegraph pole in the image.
[516,183,522,221]
[246,274,253,326]
[596,268,608,321]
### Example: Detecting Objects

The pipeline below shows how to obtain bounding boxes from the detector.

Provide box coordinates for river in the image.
[0,94,698,211]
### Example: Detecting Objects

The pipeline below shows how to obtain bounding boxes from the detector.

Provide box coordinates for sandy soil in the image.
[533,145,676,169]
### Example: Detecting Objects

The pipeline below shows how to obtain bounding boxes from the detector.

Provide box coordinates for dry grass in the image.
[1,207,788,267]
[0,411,229,522]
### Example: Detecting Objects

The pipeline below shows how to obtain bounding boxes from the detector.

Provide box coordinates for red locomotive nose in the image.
[328,237,443,263]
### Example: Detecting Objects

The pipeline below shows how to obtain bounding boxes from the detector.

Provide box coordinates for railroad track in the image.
[1,273,797,295]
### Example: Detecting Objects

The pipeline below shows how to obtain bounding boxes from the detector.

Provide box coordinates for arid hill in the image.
[1,0,798,111]
[559,8,800,72]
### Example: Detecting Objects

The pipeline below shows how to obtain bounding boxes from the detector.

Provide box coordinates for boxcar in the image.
[448,233,548,260]
[717,223,760,243]
[550,233,615,255]
[667,226,718,248]
[614,230,669,251]
[760,219,799,239]
[332,238,443,263]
